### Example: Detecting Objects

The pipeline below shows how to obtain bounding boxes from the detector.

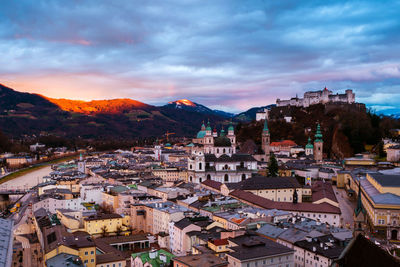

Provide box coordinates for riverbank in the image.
[0,154,79,185]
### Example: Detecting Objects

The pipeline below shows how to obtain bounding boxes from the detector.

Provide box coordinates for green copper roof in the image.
[220,128,226,136]
[206,120,212,131]
[165,143,171,147]
[354,183,366,217]
[314,123,323,142]
[263,120,269,133]
[228,121,234,131]
[197,130,206,138]
[131,249,175,267]
[305,137,314,149]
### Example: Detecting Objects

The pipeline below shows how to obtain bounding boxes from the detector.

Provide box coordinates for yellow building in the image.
[357,173,400,241]
[101,191,119,211]
[207,239,229,255]
[84,213,125,236]
[42,225,96,267]
[152,167,186,182]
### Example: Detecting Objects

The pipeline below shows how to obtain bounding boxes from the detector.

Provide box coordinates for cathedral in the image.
[188,121,257,184]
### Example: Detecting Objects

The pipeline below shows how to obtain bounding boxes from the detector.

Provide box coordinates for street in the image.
[333,186,356,229]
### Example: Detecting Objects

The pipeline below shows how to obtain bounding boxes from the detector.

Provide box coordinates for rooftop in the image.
[369,173,400,187]
[227,234,293,261]
[173,254,228,267]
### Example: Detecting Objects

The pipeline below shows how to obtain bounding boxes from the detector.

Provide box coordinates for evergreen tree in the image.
[268,153,278,176]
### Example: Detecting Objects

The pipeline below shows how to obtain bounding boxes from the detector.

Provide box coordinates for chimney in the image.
[149,249,157,259]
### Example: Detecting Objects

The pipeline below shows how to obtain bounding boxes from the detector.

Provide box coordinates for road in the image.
[15,235,32,267]
[333,186,356,229]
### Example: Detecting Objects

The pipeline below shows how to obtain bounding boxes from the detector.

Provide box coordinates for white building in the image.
[276,87,355,108]
[256,108,269,121]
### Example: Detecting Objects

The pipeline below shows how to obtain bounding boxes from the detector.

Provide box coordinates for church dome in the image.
[305,137,313,149]
[214,136,232,147]
[197,130,206,138]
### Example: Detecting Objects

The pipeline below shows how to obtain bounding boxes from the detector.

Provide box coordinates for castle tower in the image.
[305,137,314,156]
[313,124,323,162]
[261,120,270,155]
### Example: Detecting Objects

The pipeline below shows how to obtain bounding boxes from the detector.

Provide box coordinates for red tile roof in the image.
[211,239,229,246]
[201,180,222,191]
[270,140,297,147]
[229,190,340,214]
[312,181,338,203]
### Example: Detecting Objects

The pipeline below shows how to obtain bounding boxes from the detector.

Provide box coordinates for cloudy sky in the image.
[1,0,400,114]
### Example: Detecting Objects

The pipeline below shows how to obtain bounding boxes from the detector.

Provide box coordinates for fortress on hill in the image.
[276,87,355,108]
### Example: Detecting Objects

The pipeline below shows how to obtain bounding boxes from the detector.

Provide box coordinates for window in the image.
[85,251,88,255]
[91,251,94,254]
[91,259,94,262]
[84,260,88,263]
[199,162,202,170]
[224,174,229,182]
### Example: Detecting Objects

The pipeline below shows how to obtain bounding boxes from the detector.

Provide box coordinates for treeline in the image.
[235,104,400,158]
[0,129,164,153]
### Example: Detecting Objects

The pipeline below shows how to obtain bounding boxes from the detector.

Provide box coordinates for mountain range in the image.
[0,83,266,138]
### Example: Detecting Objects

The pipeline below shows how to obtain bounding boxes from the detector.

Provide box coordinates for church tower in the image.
[314,123,323,162]
[154,139,162,161]
[354,183,366,237]
[78,153,86,174]
[305,137,314,156]
[227,122,236,153]
[262,120,270,155]
[204,120,214,153]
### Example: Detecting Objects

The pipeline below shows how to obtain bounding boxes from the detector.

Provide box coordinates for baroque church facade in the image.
[188,121,257,184]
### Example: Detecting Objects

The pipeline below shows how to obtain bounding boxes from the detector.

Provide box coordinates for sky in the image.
[1,0,400,114]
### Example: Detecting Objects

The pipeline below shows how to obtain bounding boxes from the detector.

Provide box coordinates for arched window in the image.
[224,164,228,170]
[207,174,211,180]
[241,174,246,181]
[224,174,229,182]
[199,178,202,183]
[189,176,193,182]
[217,149,219,153]
[199,162,202,170]
[223,148,226,153]
[189,164,192,169]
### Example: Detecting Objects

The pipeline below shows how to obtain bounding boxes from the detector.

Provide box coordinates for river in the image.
[0,165,53,190]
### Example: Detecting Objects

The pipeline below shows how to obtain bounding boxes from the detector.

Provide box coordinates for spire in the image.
[220,127,226,137]
[79,153,83,161]
[354,182,365,217]
[263,120,269,133]
[293,189,298,204]
[306,137,313,149]
[314,123,323,142]
[201,121,206,130]
[206,119,212,131]
[228,121,234,132]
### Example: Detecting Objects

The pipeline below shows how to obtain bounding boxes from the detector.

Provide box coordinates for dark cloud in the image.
[0,0,399,113]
